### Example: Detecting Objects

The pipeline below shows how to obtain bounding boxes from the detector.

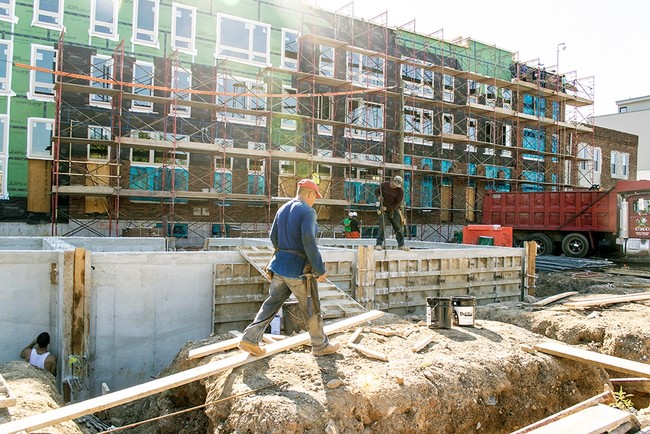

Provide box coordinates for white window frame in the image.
[27,117,54,160]
[467,118,477,141]
[0,0,17,24]
[28,44,56,101]
[130,132,190,167]
[501,124,512,157]
[216,76,267,126]
[90,54,113,108]
[467,79,480,103]
[485,121,495,143]
[0,157,6,199]
[486,85,496,107]
[131,60,154,113]
[443,74,454,102]
[502,88,512,110]
[32,0,63,30]
[0,40,14,96]
[346,98,384,142]
[281,28,298,70]
[247,142,266,174]
[89,0,119,41]
[401,57,433,99]
[170,67,191,118]
[0,114,7,157]
[215,13,270,67]
[610,150,630,180]
[316,95,333,136]
[319,45,334,78]
[171,3,197,56]
[281,86,297,130]
[442,113,453,135]
[87,125,111,162]
[346,50,384,88]
[278,144,296,175]
[132,0,159,47]
[404,105,433,145]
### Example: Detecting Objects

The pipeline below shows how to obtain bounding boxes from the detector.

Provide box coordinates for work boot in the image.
[398,246,410,251]
[312,342,340,357]
[374,245,382,251]
[238,340,266,356]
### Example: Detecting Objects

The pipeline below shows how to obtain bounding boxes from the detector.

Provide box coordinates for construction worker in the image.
[343,212,361,238]
[375,175,408,250]
[20,332,57,376]
[238,178,339,357]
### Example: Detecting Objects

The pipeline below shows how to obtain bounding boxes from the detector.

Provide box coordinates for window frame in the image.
[170,67,191,118]
[131,60,154,113]
[32,0,63,30]
[443,74,454,102]
[132,0,159,47]
[215,13,271,67]
[346,98,384,141]
[404,105,433,145]
[442,113,453,135]
[0,39,14,96]
[401,57,433,99]
[27,117,54,160]
[87,125,111,162]
[89,0,119,41]
[216,76,267,126]
[319,45,335,78]
[89,54,113,108]
[346,50,385,88]
[281,28,299,70]
[316,94,333,136]
[28,44,57,101]
[129,132,190,167]
[0,0,17,24]
[281,86,297,130]
[171,3,197,56]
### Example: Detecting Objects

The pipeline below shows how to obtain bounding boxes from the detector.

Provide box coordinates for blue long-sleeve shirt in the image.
[267,199,325,278]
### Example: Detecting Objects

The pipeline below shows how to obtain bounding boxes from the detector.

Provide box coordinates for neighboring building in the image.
[594,95,650,180]
[0,0,622,245]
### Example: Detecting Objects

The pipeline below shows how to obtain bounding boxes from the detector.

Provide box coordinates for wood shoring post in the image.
[525,241,537,297]
[0,310,384,434]
[510,389,615,434]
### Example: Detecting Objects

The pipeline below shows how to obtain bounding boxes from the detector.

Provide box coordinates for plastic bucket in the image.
[426,297,452,329]
[282,300,305,334]
[452,296,476,326]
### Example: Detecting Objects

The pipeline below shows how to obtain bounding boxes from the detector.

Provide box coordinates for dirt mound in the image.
[0,361,84,434]
[111,314,611,433]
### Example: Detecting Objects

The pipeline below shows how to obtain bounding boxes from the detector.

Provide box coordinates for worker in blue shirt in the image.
[238,178,340,357]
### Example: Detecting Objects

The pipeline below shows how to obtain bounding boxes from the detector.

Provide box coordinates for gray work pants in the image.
[241,274,329,351]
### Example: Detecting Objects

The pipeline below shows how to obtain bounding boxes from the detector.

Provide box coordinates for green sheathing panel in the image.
[395,30,512,80]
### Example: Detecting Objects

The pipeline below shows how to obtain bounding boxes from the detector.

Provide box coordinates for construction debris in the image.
[0,374,16,409]
[535,256,614,272]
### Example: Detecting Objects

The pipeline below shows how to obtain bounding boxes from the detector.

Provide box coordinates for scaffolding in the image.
[41,1,595,245]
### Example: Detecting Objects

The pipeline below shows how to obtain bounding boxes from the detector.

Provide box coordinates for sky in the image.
[314,0,650,117]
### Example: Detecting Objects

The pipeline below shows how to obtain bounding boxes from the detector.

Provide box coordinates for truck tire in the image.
[561,233,589,258]
[527,233,553,256]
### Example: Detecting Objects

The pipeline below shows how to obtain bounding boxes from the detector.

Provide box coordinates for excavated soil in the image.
[3,269,650,433]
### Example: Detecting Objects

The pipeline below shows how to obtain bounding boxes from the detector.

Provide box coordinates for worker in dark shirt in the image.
[375,175,408,250]
[238,178,339,357]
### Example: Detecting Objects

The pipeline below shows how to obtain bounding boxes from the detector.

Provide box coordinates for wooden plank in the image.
[605,268,650,279]
[526,241,537,296]
[532,291,578,307]
[511,390,614,433]
[523,404,632,434]
[411,335,435,353]
[347,328,362,344]
[72,248,86,357]
[0,374,16,409]
[0,310,384,434]
[534,341,650,377]
[348,343,388,362]
[562,292,650,309]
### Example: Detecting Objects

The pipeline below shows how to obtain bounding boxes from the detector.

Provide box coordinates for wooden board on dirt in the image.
[0,374,16,408]
[605,268,650,279]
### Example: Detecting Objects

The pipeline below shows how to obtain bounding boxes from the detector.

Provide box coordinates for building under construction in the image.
[1,0,622,246]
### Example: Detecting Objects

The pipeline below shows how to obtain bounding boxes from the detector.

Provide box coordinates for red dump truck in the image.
[482,180,650,258]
